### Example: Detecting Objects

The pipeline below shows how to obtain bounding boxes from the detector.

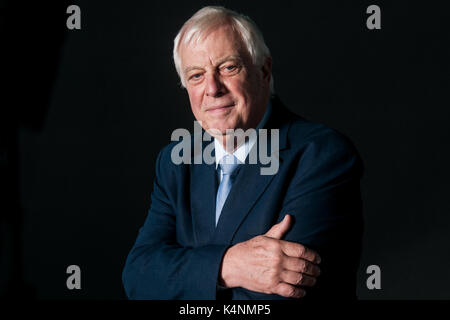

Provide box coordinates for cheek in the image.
[187,88,204,112]
[230,81,254,113]
[226,78,248,101]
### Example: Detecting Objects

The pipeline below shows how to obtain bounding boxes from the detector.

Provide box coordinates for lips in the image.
[206,103,235,112]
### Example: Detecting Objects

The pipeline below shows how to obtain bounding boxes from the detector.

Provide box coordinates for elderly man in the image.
[122,6,363,300]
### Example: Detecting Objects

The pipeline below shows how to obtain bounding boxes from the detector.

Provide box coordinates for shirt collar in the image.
[214,101,272,169]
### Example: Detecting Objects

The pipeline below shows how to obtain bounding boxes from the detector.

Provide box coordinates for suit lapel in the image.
[210,159,279,244]
[190,136,217,246]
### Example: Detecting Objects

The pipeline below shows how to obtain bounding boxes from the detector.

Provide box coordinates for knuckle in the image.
[256,245,266,255]
[277,285,288,297]
[269,240,281,252]
[278,285,295,298]
[270,276,279,288]
[270,255,283,270]
[272,255,281,266]
[296,274,303,285]
[272,285,282,296]
[254,235,264,243]
[268,248,283,262]
[267,273,279,289]
[299,260,307,272]
[305,262,313,274]
[287,286,297,297]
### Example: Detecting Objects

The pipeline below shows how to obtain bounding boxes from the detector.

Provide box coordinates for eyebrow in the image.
[183,55,243,75]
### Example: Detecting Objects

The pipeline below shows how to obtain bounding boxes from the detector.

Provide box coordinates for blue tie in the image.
[215,154,240,226]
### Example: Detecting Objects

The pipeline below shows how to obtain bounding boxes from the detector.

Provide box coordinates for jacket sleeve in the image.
[281,131,364,300]
[230,130,364,300]
[122,147,230,299]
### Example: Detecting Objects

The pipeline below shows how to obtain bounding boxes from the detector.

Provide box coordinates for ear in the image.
[261,56,272,83]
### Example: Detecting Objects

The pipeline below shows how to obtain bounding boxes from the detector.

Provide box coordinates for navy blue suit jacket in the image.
[122,96,364,300]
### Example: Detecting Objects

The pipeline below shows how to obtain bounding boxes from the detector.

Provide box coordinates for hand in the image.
[219,214,321,298]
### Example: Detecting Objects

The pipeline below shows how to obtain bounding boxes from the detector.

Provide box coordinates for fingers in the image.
[279,240,321,264]
[283,255,321,277]
[273,282,306,299]
[264,215,321,263]
[264,215,292,239]
[280,270,317,287]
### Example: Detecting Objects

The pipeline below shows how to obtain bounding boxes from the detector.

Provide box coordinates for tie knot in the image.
[219,154,240,175]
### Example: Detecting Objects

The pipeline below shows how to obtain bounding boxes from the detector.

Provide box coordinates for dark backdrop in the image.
[1,0,449,299]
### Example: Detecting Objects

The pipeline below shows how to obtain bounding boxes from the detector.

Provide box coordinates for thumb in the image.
[265,214,292,239]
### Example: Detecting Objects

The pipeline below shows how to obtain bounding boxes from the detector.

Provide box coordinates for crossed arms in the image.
[122,132,363,300]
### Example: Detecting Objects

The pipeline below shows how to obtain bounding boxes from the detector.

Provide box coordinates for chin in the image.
[205,120,234,133]
[206,126,230,137]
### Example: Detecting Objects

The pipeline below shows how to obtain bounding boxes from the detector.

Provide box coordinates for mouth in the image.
[205,103,235,114]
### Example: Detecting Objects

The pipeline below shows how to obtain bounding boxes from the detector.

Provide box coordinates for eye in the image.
[221,64,240,75]
[189,73,203,81]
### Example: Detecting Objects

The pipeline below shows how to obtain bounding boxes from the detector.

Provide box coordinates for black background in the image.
[1,0,449,299]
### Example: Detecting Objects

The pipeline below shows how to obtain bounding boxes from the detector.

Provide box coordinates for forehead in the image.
[179,25,247,68]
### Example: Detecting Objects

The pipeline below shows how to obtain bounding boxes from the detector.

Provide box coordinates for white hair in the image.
[173,6,274,93]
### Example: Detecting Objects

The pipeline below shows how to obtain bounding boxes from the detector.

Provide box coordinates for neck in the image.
[218,134,245,153]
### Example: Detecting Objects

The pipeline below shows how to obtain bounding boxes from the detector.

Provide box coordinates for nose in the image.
[205,73,225,97]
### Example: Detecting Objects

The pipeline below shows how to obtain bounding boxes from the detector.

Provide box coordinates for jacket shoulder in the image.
[271,97,358,156]
[287,116,359,156]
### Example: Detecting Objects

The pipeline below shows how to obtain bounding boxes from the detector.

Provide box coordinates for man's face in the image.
[179,25,271,138]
